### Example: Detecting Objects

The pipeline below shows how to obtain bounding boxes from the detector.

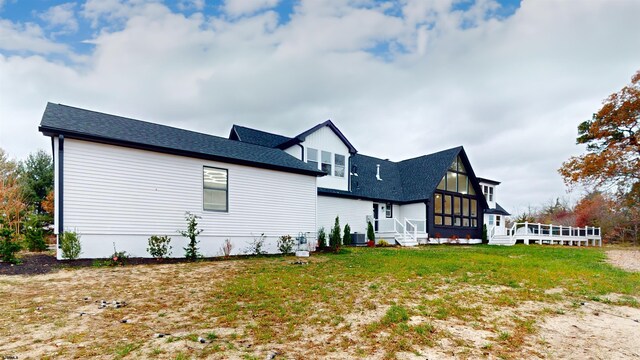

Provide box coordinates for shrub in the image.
[377,239,390,247]
[147,235,172,259]
[245,233,266,255]
[317,227,327,248]
[221,239,233,258]
[179,212,202,261]
[23,213,48,252]
[343,224,351,246]
[110,244,129,266]
[367,221,375,242]
[482,224,488,243]
[329,216,341,252]
[0,217,21,264]
[60,231,81,260]
[277,234,295,254]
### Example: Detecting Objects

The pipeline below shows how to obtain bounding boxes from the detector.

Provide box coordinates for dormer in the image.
[477,177,500,209]
[278,120,357,191]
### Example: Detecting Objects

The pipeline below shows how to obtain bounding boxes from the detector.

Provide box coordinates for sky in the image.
[1,0,639,215]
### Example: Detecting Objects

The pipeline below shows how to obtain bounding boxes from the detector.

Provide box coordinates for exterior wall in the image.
[59,139,317,259]
[484,214,507,236]
[284,145,302,160]
[301,126,350,191]
[400,203,426,222]
[317,195,372,234]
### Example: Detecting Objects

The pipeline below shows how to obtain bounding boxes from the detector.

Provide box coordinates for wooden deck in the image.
[489,223,602,247]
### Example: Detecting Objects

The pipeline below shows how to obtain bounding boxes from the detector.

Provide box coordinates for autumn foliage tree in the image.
[560,69,640,244]
[560,69,640,193]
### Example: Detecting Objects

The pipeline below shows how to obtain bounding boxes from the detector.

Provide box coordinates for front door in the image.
[373,204,379,231]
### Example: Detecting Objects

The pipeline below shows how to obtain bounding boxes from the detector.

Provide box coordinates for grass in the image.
[0,245,638,359]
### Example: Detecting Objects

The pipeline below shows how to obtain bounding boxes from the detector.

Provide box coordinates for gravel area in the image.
[606,249,640,272]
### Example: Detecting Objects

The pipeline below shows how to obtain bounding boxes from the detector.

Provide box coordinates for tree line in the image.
[1,148,54,242]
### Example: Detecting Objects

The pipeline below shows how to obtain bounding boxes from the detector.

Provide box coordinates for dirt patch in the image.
[536,303,640,359]
[606,249,640,272]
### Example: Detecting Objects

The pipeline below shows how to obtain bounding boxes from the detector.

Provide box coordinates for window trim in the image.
[385,203,393,218]
[203,166,229,213]
[433,190,479,229]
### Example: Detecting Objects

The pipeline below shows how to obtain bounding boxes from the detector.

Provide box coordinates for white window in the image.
[489,187,494,202]
[307,148,318,169]
[483,185,494,202]
[488,214,494,226]
[203,166,228,212]
[334,154,345,177]
[321,151,332,174]
[385,203,392,218]
[496,215,501,226]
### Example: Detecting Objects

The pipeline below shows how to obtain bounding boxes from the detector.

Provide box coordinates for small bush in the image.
[245,233,266,255]
[179,212,202,261]
[277,234,295,254]
[23,213,48,252]
[221,239,233,258]
[317,227,327,248]
[147,235,172,259]
[110,244,129,266]
[377,239,391,247]
[482,224,488,243]
[0,218,21,264]
[343,224,351,246]
[329,216,341,252]
[60,231,81,260]
[367,221,375,242]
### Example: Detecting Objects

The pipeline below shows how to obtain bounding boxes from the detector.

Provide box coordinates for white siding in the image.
[317,195,372,234]
[302,126,350,191]
[400,203,426,222]
[284,145,302,160]
[60,139,317,258]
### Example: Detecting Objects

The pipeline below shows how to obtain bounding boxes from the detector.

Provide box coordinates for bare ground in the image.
[606,249,640,272]
[0,250,638,359]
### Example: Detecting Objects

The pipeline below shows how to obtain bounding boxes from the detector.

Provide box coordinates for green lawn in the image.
[1,245,638,359]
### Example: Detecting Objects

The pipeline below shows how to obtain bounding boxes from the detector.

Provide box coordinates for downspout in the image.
[297,143,304,161]
[58,135,64,240]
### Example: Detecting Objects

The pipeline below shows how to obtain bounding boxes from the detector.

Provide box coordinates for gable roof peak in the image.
[278,119,357,154]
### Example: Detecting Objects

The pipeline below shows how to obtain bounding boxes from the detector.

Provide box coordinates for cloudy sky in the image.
[1,0,639,214]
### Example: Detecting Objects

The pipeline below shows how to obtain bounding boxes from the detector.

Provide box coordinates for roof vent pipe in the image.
[376,164,382,181]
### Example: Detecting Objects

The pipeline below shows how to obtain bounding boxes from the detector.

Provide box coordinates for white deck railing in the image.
[492,222,602,246]
[373,218,427,245]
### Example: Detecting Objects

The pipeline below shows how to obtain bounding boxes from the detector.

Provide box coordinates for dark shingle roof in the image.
[276,120,357,153]
[39,103,324,176]
[397,147,461,201]
[229,125,292,148]
[318,146,489,208]
[485,203,511,216]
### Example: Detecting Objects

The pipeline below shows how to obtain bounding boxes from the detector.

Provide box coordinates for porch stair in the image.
[488,235,515,246]
[394,235,418,247]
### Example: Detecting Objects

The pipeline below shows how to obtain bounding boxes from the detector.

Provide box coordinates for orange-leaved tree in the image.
[559,69,640,193]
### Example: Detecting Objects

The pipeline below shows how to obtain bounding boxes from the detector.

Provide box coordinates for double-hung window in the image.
[334,154,345,177]
[307,148,319,169]
[321,151,332,174]
[203,167,228,212]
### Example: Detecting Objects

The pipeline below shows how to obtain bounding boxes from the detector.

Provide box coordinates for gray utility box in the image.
[351,233,366,246]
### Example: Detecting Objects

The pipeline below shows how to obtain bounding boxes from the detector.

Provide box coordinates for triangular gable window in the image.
[437,156,473,194]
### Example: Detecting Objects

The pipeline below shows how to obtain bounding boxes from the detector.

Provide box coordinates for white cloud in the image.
[39,2,79,35]
[1,0,640,213]
[177,0,205,11]
[0,19,68,54]
[223,0,279,17]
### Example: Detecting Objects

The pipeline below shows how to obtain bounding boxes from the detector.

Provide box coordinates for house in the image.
[39,103,323,259]
[230,121,510,245]
[39,103,509,259]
